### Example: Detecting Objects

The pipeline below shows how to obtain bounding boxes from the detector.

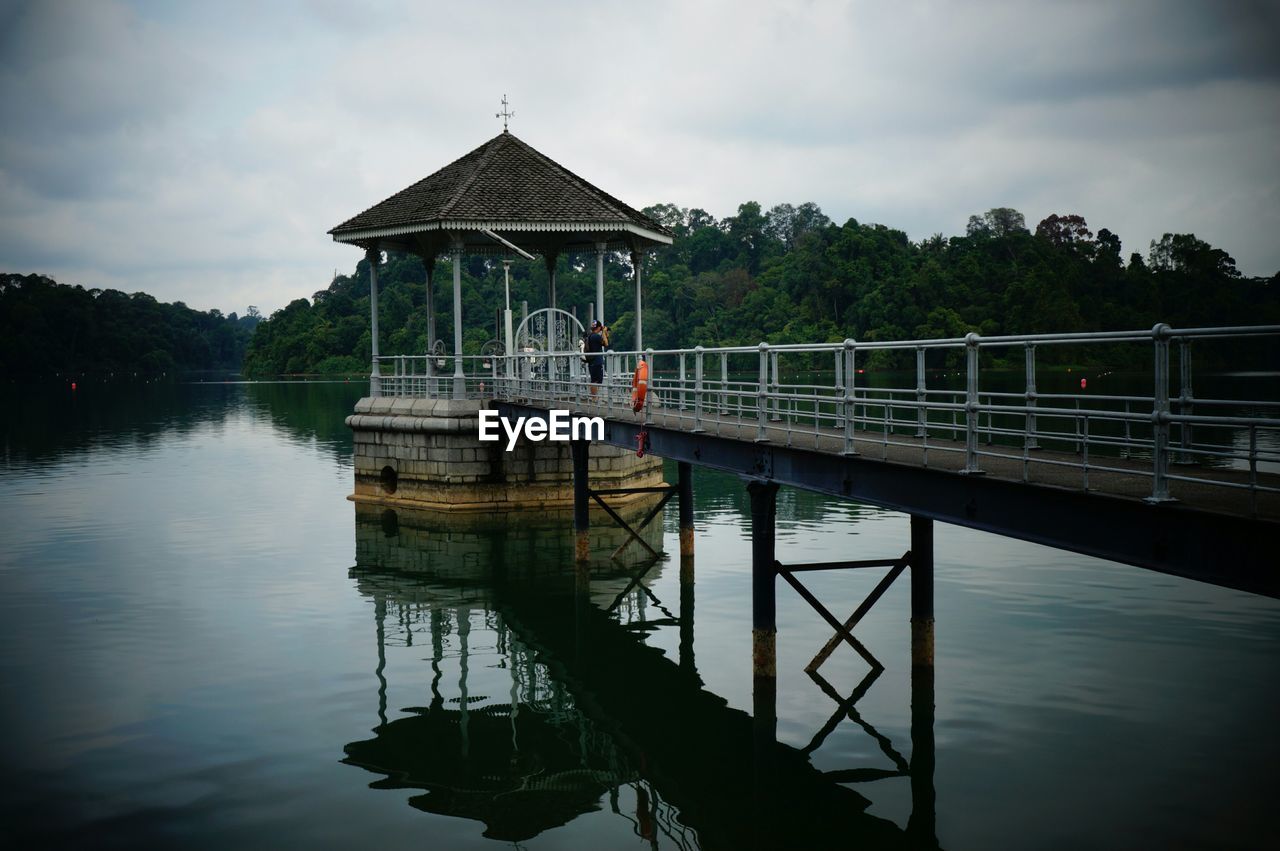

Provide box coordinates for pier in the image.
[328,128,1280,845]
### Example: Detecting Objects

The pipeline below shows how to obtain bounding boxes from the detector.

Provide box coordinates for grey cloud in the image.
[1,0,1277,317]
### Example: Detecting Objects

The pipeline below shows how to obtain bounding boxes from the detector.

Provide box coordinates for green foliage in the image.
[242,207,1279,376]
[0,273,258,379]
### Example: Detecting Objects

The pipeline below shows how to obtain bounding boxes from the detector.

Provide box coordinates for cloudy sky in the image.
[1,0,1276,315]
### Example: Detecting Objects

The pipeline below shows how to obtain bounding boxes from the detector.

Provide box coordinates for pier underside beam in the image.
[497,403,1280,599]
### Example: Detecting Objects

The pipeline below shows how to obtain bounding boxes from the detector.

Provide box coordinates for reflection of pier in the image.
[344,505,931,848]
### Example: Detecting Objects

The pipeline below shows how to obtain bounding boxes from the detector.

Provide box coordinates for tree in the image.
[1036,213,1094,249]
[983,207,1027,237]
[966,215,991,237]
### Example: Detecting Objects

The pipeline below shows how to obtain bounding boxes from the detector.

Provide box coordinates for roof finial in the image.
[496,94,514,133]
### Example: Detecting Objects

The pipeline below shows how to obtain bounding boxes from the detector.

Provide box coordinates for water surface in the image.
[1,381,1276,848]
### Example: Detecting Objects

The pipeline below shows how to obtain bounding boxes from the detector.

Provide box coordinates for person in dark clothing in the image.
[585,320,605,395]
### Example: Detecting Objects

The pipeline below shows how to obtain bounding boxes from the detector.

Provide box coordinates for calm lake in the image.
[2,380,1276,849]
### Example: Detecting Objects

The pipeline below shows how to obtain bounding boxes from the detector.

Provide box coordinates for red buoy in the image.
[1080,378,1087,389]
[71,382,77,391]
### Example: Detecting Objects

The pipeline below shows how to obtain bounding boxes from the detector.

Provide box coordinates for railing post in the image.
[679,352,688,412]
[961,333,984,474]
[645,349,655,426]
[915,346,926,437]
[1177,338,1193,464]
[834,346,845,396]
[842,339,857,456]
[1148,323,1174,502]
[720,352,730,415]
[756,343,770,442]
[1024,343,1038,450]
[693,346,705,432]
[769,348,781,422]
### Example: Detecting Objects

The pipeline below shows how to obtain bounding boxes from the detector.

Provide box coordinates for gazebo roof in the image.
[329,131,673,257]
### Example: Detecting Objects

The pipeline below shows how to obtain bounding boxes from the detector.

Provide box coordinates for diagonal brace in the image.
[806,553,909,673]
[590,486,677,560]
[777,561,886,673]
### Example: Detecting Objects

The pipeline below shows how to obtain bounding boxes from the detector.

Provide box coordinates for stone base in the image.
[354,500,666,585]
[346,397,664,510]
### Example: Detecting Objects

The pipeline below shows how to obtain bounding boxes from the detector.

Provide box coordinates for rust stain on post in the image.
[752,628,776,678]
[911,618,935,667]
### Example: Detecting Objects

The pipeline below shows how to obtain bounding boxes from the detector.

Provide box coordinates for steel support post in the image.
[1149,324,1174,502]
[748,479,778,822]
[908,612,937,847]
[962,333,984,474]
[678,461,694,558]
[679,463,695,674]
[749,480,779,679]
[572,440,590,567]
[679,551,695,675]
[910,514,934,667]
[367,246,381,397]
[908,513,937,844]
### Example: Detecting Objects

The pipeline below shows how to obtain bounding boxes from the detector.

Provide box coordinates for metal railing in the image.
[369,324,1280,510]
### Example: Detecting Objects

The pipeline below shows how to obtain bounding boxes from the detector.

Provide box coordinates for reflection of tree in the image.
[0,381,371,469]
[241,381,366,457]
[0,382,241,467]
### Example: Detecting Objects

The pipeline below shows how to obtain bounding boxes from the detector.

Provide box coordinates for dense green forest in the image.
[244,204,1278,376]
[0,273,260,379]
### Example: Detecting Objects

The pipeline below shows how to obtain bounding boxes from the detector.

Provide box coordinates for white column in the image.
[595,242,606,324]
[424,258,435,376]
[451,242,465,399]
[545,254,557,354]
[631,249,644,352]
[367,246,381,396]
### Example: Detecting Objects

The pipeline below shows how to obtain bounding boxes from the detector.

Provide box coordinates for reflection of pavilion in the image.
[343,606,637,842]
[346,503,696,845]
[345,505,928,849]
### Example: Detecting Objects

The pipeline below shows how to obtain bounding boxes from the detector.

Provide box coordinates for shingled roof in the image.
[329,132,673,256]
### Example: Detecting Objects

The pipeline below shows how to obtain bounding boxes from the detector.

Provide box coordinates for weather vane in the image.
[496,94,514,132]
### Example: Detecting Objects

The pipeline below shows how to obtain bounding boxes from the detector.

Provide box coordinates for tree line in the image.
[243,202,1278,375]
[0,273,260,380]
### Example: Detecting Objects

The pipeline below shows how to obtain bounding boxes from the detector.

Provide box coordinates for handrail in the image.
[364,324,1280,508]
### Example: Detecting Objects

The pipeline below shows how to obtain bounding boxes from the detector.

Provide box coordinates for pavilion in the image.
[328,129,674,396]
